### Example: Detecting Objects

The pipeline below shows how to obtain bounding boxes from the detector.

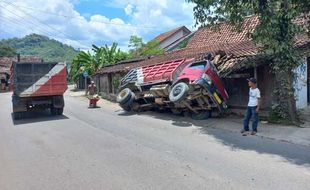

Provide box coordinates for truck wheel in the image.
[169,82,189,103]
[117,88,132,104]
[51,107,57,115]
[191,110,211,120]
[171,108,182,115]
[121,92,135,107]
[13,112,22,120]
[131,102,141,112]
[120,105,131,111]
[57,108,63,115]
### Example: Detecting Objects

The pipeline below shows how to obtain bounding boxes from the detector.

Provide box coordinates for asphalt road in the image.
[0,92,309,190]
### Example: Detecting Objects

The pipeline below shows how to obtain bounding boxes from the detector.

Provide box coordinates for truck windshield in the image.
[189,62,206,70]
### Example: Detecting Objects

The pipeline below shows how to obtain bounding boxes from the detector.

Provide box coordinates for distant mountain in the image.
[0,34,79,63]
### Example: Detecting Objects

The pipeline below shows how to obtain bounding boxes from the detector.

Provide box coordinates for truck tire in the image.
[171,108,182,115]
[51,107,57,115]
[121,92,135,107]
[120,105,131,111]
[51,107,63,115]
[57,108,64,115]
[191,110,211,120]
[169,82,189,103]
[117,88,132,104]
[13,112,23,120]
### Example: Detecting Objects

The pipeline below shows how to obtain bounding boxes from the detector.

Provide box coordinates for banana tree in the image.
[70,43,130,83]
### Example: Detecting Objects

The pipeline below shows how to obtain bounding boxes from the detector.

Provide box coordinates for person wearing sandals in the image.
[241,78,261,135]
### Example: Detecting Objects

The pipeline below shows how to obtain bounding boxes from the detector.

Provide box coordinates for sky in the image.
[0,0,196,51]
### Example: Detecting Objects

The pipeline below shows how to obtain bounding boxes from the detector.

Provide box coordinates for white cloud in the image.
[0,0,196,50]
[124,4,133,15]
[0,0,138,50]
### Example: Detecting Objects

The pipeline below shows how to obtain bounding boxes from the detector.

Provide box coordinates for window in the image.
[189,61,206,70]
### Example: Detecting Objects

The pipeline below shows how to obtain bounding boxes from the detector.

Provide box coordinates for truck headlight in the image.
[202,74,212,85]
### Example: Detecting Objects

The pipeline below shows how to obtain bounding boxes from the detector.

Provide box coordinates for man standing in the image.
[241,78,261,135]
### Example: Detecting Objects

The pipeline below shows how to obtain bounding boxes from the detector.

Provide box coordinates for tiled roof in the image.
[0,66,10,74]
[97,15,309,75]
[186,16,259,53]
[154,26,191,43]
[96,40,259,74]
[0,56,43,68]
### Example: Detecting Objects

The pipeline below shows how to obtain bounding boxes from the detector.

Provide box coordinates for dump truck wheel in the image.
[171,108,182,115]
[121,92,135,107]
[169,82,189,103]
[51,107,57,115]
[117,88,132,104]
[191,110,211,120]
[57,108,63,115]
[13,112,22,120]
[120,105,131,111]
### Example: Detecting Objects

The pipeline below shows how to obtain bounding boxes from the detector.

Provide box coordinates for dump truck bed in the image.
[120,58,193,86]
[11,62,67,97]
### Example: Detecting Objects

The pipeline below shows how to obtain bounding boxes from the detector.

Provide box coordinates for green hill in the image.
[0,34,79,63]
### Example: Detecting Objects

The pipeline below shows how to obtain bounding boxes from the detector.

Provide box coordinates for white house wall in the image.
[294,57,308,109]
[159,30,185,49]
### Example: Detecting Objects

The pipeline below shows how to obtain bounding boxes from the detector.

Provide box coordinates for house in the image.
[153,26,192,51]
[94,16,310,114]
[0,56,43,92]
[78,27,191,90]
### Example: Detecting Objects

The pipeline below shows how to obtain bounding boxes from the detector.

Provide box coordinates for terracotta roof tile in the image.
[0,66,10,74]
[187,16,259,52]
[97,15,309,75]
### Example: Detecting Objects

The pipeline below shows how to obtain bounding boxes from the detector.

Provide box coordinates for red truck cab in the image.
[176,60,228,104]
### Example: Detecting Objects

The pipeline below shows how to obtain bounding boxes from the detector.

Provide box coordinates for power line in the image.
[0,2,135,47]
[0,2,85,44]
[0,0,164,30]
[0,4,90,49]
[0,5,62,38]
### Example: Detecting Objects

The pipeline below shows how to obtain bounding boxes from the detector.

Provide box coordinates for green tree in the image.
[128,35,164,57]
[70,43,130,83]
[70,51,94,82]
[139,40,165,56]
[0,46,17,57]
[0,34,78,62]
[186,0,309,124]
[128,35,144,52]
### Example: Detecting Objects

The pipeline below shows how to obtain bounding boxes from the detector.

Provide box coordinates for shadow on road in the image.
[11,110,69,126]
[198,126,310,166]
[118,109,208,128]
[119,109,310,167]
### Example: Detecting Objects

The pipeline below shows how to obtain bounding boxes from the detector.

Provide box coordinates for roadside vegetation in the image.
[69,35,164,84]
[187,0,309,124]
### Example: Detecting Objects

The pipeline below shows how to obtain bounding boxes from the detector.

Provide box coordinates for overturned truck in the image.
[117,58,229,119]
[11,62,68,119]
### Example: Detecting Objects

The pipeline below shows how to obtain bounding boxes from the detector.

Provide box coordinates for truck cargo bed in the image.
[11,62,67,97]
